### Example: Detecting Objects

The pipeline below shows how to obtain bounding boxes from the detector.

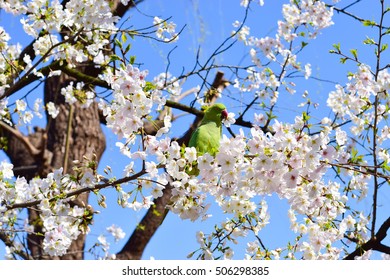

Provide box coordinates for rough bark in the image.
[1,68,106,259]
[41,71,106,260]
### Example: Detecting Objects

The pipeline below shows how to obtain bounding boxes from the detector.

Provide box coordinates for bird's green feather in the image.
[188,103,227,156]
[189,122,221,156]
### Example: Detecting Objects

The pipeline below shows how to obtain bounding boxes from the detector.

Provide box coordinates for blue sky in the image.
[0,0,389,260]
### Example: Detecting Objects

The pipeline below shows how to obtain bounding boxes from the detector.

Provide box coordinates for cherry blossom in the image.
[0,0,388,261]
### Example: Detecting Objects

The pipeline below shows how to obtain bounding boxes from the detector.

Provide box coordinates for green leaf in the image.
[109,54,121,62]
[114,38,122,48]
[350,49,358,60]
[121,32,127,44]
[363,37,376,45]
[124,43,132,54]
[298,31,306,37]
[350,147,364,164]
[382,161,390,172]
[143,81,157,92]
[129,55,136,64]
[128,30,138,39]
[381,43,388,52]
[301,41,308,49]
[302,111,310,122]
[332,43,341,53]
[265,111,277,120]
[362,20,376,27]
[340,57,347,64]
[264,67,273,74]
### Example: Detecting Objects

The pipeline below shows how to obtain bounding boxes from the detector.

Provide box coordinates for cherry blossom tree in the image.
[0,0,389,260]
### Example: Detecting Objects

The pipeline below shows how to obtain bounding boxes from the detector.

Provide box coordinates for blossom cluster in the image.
[240,0,265,7]
[153,16,179,42]
[0,0,121,127]
[134,112,371,259]
[0,163,92,257]
[280,0,334,40]
[0,0,118,78]
[328,64,390,138]
[99,64,165,141]
[233,1,329,107]
[16,0,119,38]
[61,81,95,108]
[93,224,126,259]
[0,26,21,97]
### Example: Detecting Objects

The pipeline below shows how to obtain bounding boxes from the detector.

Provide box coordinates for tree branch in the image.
[0,121,40,156]
[0,232,32,260]
[5,169,147,211]
[3,60,62,98]
[344,216,390,259]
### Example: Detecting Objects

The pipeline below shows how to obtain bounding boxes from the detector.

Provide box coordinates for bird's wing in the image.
[189,122,221,156]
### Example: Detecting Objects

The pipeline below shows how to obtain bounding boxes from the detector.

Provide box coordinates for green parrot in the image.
[189,103,228,156]
[160,103,228,223]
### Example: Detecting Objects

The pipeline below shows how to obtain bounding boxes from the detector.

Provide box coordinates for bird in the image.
[160,103,229,224]
[189,103,228,156]
[185,103,228,177]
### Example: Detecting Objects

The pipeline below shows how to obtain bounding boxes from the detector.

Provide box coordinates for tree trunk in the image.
[0,0,197,260]
[42,72,106,259]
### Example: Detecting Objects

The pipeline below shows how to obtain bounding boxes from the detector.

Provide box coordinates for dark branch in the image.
[344,216,390,260]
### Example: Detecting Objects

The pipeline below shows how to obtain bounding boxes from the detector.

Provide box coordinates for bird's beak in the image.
[221,109,228,120]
